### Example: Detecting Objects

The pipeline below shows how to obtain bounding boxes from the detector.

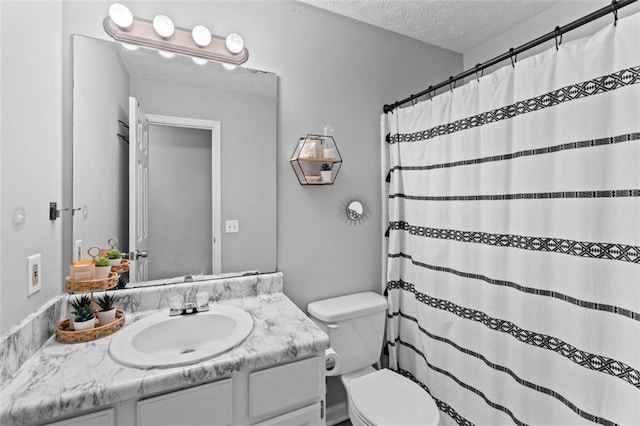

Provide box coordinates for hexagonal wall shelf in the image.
[290,134,342,185]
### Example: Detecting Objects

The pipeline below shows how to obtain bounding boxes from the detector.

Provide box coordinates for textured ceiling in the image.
[299,0,562,53]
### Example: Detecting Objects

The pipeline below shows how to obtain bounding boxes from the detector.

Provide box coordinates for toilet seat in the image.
[348,369,439,426]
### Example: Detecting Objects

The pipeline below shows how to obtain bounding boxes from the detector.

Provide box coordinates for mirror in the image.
[72,35,277,287]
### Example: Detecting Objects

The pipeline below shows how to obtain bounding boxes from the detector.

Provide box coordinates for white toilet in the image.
[308,292,440,426]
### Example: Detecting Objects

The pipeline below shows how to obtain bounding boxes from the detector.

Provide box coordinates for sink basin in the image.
[109,304,253,369]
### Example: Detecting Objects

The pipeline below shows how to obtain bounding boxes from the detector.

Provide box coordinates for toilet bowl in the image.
[307,292,440,426]
[341,367,440,426]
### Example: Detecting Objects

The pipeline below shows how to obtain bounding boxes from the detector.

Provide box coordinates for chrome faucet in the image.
[169,292,210,316]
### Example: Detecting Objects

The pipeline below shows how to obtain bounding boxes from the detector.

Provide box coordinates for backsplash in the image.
[0,272,283,386]
[0,296,65,385]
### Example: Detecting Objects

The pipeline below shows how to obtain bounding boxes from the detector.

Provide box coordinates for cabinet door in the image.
[250,357,322,420]
[252,403,323,426]
[46,408,114,426]
[137,379,233,426]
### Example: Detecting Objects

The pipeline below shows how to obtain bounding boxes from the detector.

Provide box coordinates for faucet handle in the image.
[196,292,210,312]
[169,294,184,316]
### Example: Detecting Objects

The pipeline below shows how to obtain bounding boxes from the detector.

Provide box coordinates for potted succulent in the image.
[106,249,122,266]
[70,295,95,331]
[95,292,118,325]
[320,163,332,183]
[94,256,111,279]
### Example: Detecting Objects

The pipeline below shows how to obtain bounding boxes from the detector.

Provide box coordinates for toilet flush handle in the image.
[326,323,339,329]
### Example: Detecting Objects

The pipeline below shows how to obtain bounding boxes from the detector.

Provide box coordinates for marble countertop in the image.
[0,292,329,426]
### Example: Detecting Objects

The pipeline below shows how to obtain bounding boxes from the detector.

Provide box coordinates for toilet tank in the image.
[307,292,387,375]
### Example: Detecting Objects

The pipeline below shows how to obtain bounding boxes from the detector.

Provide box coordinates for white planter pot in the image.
[97,308,117,325]
[94,265,111,279]
[320,170,332,183]
[73,317,95,331]
[108,258,121,266]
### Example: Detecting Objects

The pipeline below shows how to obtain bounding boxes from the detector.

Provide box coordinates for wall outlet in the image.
[74,239,83,262]
[225,220,239,233]
[27,254,42,296]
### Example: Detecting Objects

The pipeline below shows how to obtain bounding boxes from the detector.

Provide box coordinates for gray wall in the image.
[1,1,63,332]
[2,1,464,333]
[463,1,640,73]
[148,126,212,280]
[130,77,277,274]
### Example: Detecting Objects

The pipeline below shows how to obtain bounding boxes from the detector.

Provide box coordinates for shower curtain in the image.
[384,12,639,426]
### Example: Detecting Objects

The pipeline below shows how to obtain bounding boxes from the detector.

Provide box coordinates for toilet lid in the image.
[350,369,439,426]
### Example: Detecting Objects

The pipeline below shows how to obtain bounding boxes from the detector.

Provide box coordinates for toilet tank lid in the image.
[307,292,387,322]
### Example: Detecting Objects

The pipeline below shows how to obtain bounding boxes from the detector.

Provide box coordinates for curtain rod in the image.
[383,0,638,114]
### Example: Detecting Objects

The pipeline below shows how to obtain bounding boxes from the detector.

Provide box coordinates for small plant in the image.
[69,294,92,312]
[106,249,121,260]
[70,295,95,323]
[94,256,109,267]
[74,305,95,323]
[320,163,332,171]
[95,293,117,312]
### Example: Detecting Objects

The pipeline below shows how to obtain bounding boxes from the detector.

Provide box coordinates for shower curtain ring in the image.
[554,26,563,50]
[509,48,517,67]
[612,0,619,25]
[427,86,433,101]
[448,77,456,92]
[411,96,417,106]
[475,64,483,82]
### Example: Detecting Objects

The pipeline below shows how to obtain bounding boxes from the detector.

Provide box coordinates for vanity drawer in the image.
[249,357,322,420]
[137,379,233,426]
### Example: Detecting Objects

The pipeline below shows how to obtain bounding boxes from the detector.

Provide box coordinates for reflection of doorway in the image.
[145,115,221,280]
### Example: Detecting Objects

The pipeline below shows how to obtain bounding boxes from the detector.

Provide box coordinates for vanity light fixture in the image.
[158,50,176,59]
[121,42,138,51]
[104,3,249,65]
[109,3,133,31]
[192,25,212,48]
[192,57,208,66]
[152,14,175,39]
[225,33,244,55]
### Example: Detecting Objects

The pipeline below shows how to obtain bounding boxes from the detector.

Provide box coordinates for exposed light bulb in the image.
[158,50,175,59]
[192,57,208,66]
[222,63,237,71]
[152,14,175,39]
[109,3,133,31]
[121,42,138,51]
[192,25,212,48]
[225,33,244,54]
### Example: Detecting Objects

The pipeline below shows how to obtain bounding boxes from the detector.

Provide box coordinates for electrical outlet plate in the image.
[225,220,239,233]
[27,254,42,296]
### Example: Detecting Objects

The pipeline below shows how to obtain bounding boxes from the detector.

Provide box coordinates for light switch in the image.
[225,220,239,233]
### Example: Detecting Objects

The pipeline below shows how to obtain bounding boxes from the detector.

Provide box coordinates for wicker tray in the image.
[65,272,119,293]
[110,259,130,274]
[56,309,125,344]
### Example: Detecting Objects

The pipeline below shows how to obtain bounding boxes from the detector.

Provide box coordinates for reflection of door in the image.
[129,96,149,282]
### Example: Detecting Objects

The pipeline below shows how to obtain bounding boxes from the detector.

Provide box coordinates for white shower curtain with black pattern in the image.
[384,11,640,426]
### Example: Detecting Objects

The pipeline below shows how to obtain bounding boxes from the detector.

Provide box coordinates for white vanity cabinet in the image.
[46,409,114,426]
[42,356,325,426]
[137,379,233,425]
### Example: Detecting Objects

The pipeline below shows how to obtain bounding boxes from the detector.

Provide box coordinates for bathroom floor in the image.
[335,420,352,426]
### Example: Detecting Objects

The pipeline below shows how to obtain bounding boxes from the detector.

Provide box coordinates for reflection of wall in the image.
[130,78,276,274]
[72,36,129,260]
[148,125,212,280]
